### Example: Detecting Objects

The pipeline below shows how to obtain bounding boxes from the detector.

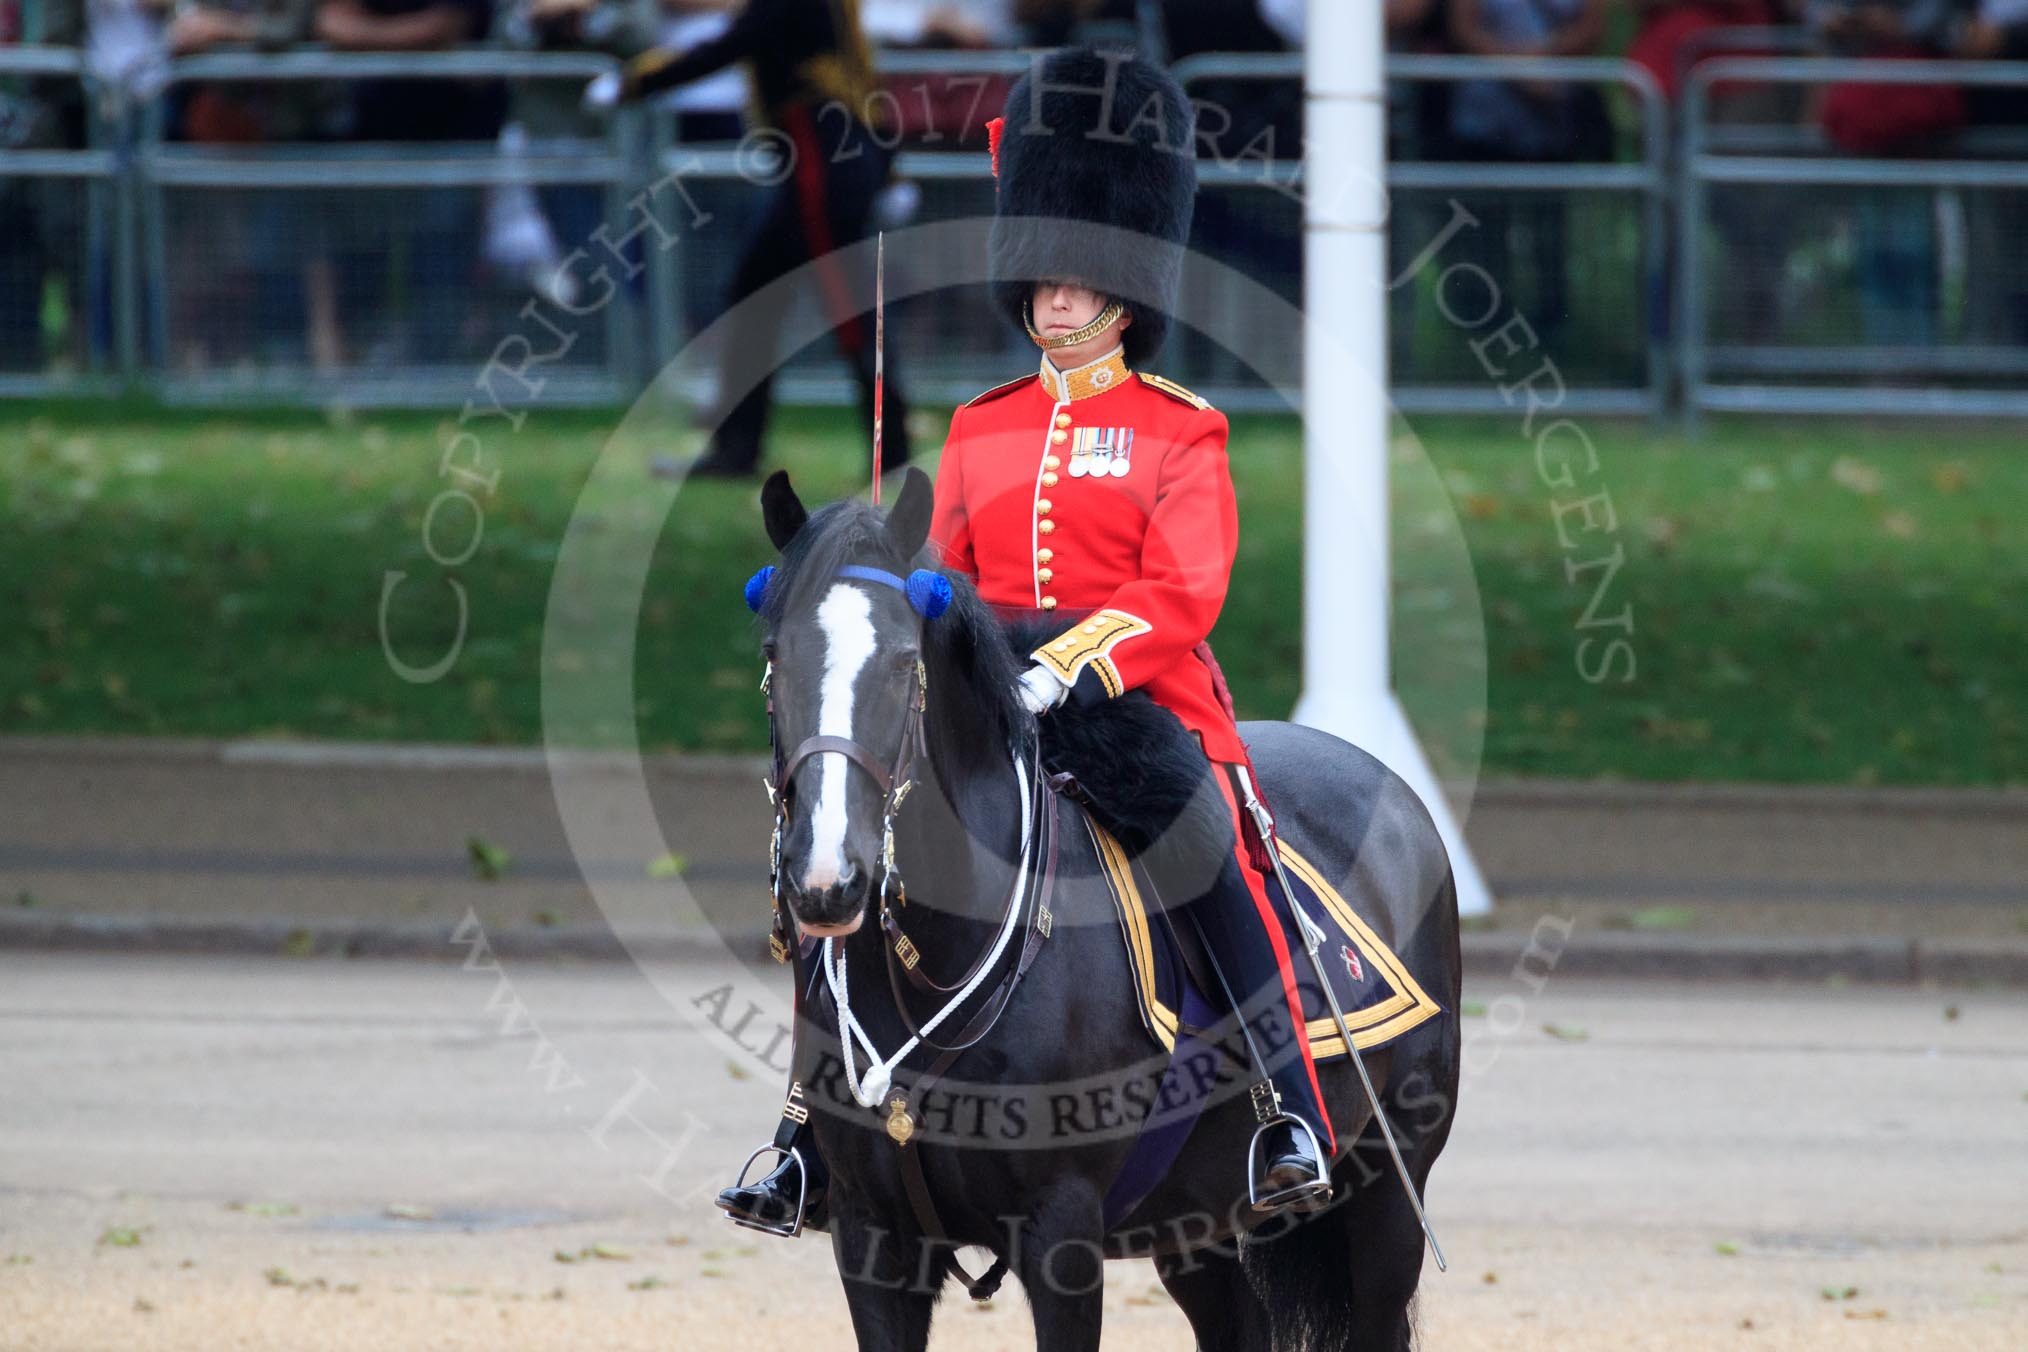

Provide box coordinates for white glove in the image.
[581,70,623,115]
[1017,664,1069,716]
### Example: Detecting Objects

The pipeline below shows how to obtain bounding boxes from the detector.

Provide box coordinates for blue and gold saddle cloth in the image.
[1087,821,1443,1062]
[1085,818,1443,1230]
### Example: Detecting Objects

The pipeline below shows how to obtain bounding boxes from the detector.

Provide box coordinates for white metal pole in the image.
[1297,0,1491,916]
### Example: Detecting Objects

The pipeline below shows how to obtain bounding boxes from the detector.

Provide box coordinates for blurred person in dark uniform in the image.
[586,0,910,479]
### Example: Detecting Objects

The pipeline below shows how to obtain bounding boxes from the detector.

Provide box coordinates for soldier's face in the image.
[1033,280,1109,332]
[1033,280,1131,367]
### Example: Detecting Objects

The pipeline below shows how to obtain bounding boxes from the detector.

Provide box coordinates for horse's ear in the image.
[761,471,807,551]
[885,467,934,558]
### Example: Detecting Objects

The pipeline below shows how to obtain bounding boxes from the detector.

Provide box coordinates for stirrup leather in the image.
[719,1144,811,1238]
[1247,1112,1333,1214]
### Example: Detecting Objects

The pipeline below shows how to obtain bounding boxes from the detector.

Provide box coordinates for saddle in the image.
[1022,637,1441,1232]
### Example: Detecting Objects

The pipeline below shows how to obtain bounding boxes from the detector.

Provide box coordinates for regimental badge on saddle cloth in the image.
[1067,426,1134,480]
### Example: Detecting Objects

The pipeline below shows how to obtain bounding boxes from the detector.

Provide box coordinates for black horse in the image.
[753,468,1461,1351]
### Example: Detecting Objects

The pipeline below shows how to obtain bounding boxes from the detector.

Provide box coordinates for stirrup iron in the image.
[1247,1109,1334,1214]
[719,1144,810,1238]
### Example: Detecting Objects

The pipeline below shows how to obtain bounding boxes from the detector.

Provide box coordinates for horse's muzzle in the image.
[789,863,872,937]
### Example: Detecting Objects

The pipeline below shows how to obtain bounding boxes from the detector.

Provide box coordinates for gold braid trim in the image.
[1029,609,1153,694]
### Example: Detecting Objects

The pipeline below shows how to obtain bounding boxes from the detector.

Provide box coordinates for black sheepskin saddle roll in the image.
[1000,616,1233,905]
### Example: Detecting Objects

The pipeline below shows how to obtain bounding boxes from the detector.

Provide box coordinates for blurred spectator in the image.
[1443,0,1610,346]
[1387,1,1456,375]
[599,0,910,478]
[862,0,1013,48]
[1,0,86,372]
[312,0,504,366]
[1632,2,1796,346]
[1630,1,1781,102]
[1956,1,2028,344]
[316,0,503,140]
[652,0,744,141]
[157,0,332,371]
[1160,0,1302,384]
[491,0,657,306]
[1012,0,1133,47]
[167,0,313,55]
[1810,0,1963,345]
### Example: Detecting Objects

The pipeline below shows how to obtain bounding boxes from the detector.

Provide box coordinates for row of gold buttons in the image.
[1037,410,1074,609]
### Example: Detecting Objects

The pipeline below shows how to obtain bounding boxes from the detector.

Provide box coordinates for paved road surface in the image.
[5,740,2024,945]
[3,952,2025,1349]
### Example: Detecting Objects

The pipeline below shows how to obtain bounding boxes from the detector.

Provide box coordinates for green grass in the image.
[3,401,2023,785]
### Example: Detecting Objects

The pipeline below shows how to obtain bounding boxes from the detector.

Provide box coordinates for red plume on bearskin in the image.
[986,116,1004,180]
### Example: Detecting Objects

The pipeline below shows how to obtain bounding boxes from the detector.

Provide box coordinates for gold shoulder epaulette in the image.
[963,375,1034,408]
[1138,373,1210,410]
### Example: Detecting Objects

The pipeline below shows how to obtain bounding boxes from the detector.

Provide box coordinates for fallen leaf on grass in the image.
[1541,1024,1589,1043]
[1879,511,1918,540]
[467,837,511,881]
[1930,462,1969,494]
[1830,457,1882,495]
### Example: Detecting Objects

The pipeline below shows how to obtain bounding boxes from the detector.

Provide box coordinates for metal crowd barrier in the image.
[647,50,1669,418]
[0,45,126,396]
[1680,56,2028,421]
[137,48,641,406]
[1170,51,1670,417]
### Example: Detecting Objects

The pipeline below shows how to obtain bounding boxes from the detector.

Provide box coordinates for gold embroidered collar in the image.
[1038,345,1130,403]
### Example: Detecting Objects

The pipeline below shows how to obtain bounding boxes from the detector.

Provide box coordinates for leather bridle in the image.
[763,653,927,960]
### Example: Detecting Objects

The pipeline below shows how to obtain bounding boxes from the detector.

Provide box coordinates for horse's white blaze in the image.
[805,583,876,891]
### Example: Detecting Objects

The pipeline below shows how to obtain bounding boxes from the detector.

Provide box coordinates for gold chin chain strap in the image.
[1025,299,1125,351]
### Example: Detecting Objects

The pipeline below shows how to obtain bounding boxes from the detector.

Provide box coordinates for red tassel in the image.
[985,116,1004,180]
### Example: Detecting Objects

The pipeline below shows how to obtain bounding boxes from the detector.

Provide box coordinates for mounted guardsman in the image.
[718,46,1338,1234]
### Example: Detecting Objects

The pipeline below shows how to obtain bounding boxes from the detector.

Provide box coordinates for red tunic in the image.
[929,346,1246,763]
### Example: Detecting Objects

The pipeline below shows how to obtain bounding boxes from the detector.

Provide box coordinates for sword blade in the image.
[871,231,885,506]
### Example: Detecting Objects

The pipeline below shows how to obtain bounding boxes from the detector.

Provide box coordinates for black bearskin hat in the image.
[989,47,1198,367]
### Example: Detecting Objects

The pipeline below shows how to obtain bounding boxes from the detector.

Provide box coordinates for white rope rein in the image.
[826,752,1033,1109]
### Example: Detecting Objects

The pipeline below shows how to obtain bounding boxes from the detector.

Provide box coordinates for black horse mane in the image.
[759,499,1035,773]
[760,498,1228,885]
